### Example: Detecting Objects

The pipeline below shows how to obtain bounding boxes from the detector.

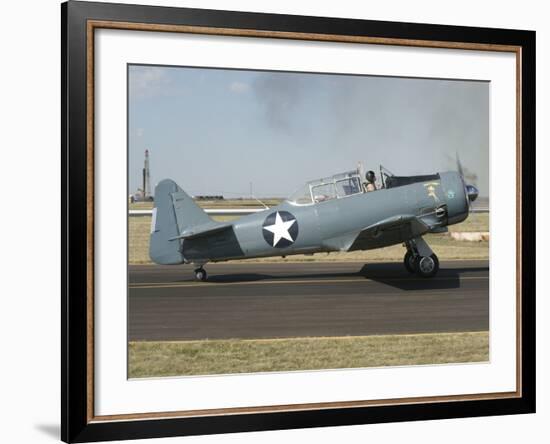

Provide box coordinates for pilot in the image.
[363,170,377,192]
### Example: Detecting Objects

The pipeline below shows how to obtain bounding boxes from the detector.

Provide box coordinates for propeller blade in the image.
[456,152,478,205]
[456,152,464,178]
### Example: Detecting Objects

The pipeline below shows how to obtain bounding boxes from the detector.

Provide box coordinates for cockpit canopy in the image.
[286,165,441,205]
[287,170,363,205]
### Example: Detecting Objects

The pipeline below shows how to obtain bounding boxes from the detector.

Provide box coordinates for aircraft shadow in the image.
[357,263,487,290]
[202,263,488,291]
[204,271,358,283]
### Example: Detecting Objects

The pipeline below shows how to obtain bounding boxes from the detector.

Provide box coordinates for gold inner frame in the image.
[85,19,523,423]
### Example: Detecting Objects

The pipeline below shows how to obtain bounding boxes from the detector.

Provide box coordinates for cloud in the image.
[129,66,171,99]
[229,81,250,94]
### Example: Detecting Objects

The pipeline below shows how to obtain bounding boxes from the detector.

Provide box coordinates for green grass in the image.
[128,331,489,378]
[128,213,489,264]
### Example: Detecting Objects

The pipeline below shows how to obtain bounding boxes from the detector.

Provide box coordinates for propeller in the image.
[456,153,464,178]
[456,153,478,203]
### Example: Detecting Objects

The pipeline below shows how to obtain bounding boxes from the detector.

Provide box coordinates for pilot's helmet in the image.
[366,170,376,183]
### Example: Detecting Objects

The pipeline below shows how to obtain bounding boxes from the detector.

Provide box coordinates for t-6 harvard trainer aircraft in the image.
[149,164,478,281]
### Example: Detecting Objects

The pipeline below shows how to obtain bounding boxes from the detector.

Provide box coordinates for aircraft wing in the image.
[347,214,430,251]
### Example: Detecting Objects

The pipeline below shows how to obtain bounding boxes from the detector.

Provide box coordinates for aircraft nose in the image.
[466,185,479,202]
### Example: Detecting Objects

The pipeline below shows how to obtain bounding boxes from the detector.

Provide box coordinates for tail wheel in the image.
[194,268,208,281]
[404,251,417,273]
[415,254,439,278]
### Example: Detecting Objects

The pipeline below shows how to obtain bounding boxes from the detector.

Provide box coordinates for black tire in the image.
[404,251,416,273]
[195,268,207,281]
[415,254,439,278]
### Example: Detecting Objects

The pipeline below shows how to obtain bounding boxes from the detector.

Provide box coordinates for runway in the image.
[128,260,489,341]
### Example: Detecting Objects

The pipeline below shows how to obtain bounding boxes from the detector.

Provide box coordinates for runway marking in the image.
[129,276,488,289]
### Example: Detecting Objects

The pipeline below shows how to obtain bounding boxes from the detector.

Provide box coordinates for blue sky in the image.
[128,65,489,198]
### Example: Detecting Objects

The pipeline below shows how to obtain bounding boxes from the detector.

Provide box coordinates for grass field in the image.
[128,213,489,264]
[450,212,489,232]
[128,331,489,378]
[130,199,283,211]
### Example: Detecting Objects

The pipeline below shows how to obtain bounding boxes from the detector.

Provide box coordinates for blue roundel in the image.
[262,211,299,248]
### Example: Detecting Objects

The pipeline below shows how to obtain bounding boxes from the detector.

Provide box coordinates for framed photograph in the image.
[62,1,535,442]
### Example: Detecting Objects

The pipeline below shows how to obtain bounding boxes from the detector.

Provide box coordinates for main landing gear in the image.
[404,237,439,278]
[194,267,208,281]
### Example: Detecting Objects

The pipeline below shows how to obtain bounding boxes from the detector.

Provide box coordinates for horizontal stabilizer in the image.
[169,222,234,241]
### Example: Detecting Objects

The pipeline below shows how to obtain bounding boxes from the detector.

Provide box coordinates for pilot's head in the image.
[366,171,376,183]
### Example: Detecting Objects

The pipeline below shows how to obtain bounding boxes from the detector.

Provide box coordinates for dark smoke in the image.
[252,73,309,131]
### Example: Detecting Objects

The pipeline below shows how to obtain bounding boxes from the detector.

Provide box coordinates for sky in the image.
[128,65,489,198]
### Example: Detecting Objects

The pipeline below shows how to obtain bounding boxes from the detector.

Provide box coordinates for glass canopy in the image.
[287,170,364,205]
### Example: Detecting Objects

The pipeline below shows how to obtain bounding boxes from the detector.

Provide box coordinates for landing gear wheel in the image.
[415,254,439,278]
[194,267,207,281]
[404,251,417,273]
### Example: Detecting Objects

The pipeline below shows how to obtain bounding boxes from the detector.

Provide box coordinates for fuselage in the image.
[181,171,470,264]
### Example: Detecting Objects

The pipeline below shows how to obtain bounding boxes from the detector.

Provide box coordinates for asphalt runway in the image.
[128,260,489,341]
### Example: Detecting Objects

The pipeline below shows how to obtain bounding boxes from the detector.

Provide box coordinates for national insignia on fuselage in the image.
[262,211,299,248]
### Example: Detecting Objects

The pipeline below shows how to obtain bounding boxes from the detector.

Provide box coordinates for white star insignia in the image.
[263,212,296,247]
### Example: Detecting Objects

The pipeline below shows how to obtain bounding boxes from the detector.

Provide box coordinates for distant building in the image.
[193,195,224,201]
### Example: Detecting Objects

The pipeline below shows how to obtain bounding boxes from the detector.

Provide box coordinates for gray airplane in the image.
[149,165,478,281]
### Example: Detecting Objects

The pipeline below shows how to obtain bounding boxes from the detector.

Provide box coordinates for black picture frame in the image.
[62,1,536,442]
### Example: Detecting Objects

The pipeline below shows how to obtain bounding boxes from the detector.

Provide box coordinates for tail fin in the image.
[149,179,212,265]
